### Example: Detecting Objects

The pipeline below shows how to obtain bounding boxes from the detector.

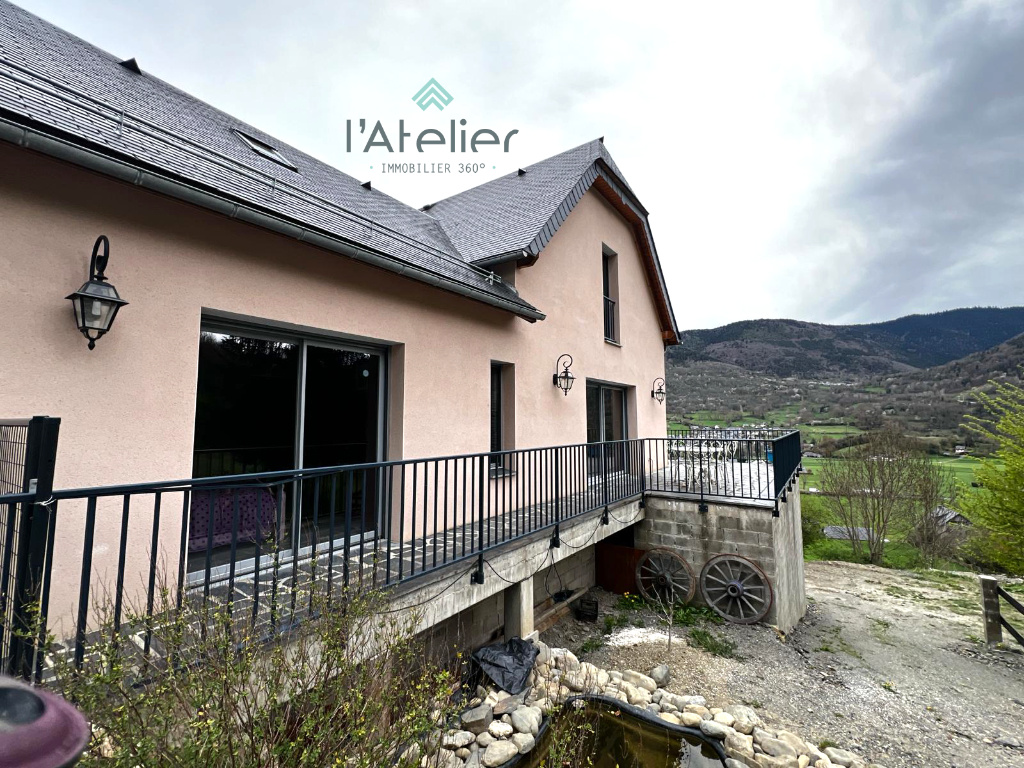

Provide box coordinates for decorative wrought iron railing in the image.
[0,428,800,681]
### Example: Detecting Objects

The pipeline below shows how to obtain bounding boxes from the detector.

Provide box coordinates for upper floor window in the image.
[602,246,619,343]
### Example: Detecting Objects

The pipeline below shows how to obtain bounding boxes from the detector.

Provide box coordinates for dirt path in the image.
[540,561,1024,768]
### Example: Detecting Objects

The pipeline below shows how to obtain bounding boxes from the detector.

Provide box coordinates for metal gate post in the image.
[9,416,60,679]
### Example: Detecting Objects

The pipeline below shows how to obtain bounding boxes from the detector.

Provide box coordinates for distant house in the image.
[929,506,971,528]
[823,526,872,542]
[908,506,972,548]
[954,445,968,455]
[803,451,823,459]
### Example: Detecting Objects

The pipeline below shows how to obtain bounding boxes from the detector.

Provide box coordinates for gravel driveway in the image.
[540,560,1024,768]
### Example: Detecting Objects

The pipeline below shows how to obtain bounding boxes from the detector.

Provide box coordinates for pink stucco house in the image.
[0,3,803,674]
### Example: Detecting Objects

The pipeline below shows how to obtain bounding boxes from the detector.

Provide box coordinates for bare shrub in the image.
[819,427,953,565]
[51,578,461,768]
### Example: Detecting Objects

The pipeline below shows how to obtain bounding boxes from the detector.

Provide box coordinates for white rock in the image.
[533,640,552,666]
[510,706,542,735]
[776,730,809,756]
[715,712,736,728]
[482,740,519,767]
[431,749,463,768]
[511,732,535,754]
[699,719,734,740]
[475,732,494,748]
[824,747,858,767]
[725,732,755,760]
[441,730,476,749]
[488,721,513,738]
[622,669,658,692]
[649,664,671,686]
[761,737,798,758]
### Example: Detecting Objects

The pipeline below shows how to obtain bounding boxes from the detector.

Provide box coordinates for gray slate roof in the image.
[930,506,971,526]
[424,139,632,264]
[823,526,872,542]
[0,0,538,318]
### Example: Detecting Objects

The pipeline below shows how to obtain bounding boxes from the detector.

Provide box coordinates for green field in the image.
[796,423,863,442]
[800,454,988,491]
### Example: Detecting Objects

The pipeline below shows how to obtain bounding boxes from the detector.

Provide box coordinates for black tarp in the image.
[472,637,539,695]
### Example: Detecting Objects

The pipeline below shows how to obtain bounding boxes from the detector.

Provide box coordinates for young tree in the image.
[960,381,1024,574]
[905,462,958,566]
[819,428,948,565]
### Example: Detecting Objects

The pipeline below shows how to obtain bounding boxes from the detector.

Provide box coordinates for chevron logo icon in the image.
[412,79,454,111]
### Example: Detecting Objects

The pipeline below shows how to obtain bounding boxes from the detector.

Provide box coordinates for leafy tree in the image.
[960,381,1024,574]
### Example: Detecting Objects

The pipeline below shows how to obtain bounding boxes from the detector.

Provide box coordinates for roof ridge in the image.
[422,137,607,211]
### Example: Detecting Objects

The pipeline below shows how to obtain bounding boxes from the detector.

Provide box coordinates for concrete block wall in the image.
[533,547,595,609]
[637,485,806,632]
[418,592,505,659]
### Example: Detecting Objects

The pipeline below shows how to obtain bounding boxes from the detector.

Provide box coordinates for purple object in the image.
[0,676,90,768]
[188,487,277,552]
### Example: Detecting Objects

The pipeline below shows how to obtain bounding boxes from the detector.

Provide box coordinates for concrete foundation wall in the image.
[390,500,642,642]
[414,530,601,660]
[636,487,806,632]
[770,486,805,633]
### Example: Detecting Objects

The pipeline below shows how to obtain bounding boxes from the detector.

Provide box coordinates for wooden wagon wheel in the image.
[699,554,773,624]
[635,548,695,606]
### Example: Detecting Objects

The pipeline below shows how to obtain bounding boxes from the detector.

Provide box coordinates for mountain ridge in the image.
[668,306,1024,378]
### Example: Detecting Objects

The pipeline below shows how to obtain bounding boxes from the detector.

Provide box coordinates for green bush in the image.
[801,497,826,546]
[672,604,723,627]
[688,628,737,658]
[614,591,646,611]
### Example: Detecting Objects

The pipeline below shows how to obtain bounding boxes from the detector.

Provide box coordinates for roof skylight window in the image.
[232,130,297,171]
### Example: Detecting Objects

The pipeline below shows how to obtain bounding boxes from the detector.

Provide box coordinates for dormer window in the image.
[232,130,297,171]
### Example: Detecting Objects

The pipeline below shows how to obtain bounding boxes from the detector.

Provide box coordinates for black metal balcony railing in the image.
[0,428,801,681]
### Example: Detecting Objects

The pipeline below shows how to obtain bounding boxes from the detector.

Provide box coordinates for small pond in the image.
[516,696,727,768]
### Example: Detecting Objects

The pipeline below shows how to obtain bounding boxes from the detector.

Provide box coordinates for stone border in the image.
[424,638,886,768]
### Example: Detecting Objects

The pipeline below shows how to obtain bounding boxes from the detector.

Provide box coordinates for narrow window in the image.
[602,247,619,343]
[490,363,503,457]
[489,362,515,470]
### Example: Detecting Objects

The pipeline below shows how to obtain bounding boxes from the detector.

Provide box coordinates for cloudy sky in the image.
[13,0,1024,330]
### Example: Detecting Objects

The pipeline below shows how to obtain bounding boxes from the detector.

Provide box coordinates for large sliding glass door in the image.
[299,343,381,548]
[189,324,385,577]
[586,382,628,475]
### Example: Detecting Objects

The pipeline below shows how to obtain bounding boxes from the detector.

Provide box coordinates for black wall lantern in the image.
[552,354,575,396]
[652,377,666,405]
[66,235,128,350]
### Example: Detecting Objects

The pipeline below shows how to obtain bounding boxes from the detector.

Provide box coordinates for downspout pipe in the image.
[0,117,546,323]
